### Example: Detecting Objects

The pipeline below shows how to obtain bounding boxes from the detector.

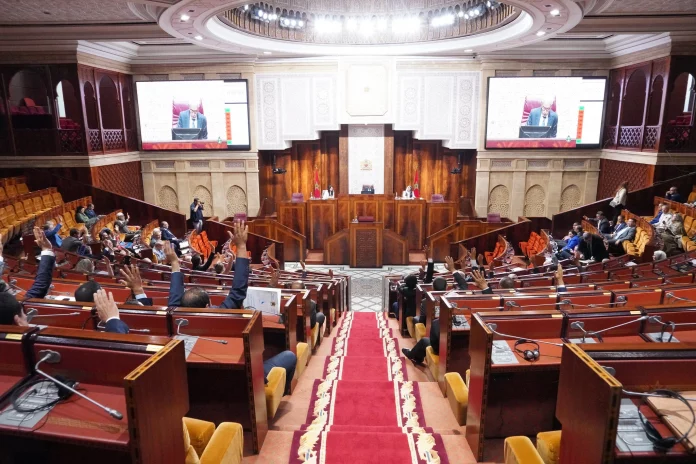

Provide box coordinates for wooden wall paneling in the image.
[324,230,349,265]
[426,201,458,237]
[384,125,394,195]
[248,219,272,241]
[307,200,337,249]
[277,201,307,236]
[383,229,409,265]
[336,196,351,231]
[382,198,395,230]
[393,131,413,197]
[352,196,381,221]
[395,200,426,250]
[272,221,306,262]
[339,125,349,195]
[428,222,462,263]
[322,130,340,194]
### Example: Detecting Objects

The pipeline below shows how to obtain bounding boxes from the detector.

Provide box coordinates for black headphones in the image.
[514,339,540,361]
[637,389,696,452]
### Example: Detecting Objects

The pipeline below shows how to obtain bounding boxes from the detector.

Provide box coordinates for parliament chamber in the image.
[2,1,696,463]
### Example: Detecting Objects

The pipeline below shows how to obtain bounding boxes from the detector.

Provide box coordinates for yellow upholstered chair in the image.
[16,183,29,195]
[52,192,64,206]
[425,345,439,380]
[0,187,7,202]
[414,322,426,342]
[183,417,243,464]
[504,436,545,464]
[406,316,416,339]
[5,184,18,198]
[311,322,321,350]
[265,366,286,419]
[536,431,562,464]
[688,190,696,203]
[444,372,469,426]
[330,308,336,327]
[294,342,310,380]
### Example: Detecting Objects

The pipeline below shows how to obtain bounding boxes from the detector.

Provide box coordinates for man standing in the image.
[583,211,611,235]
[190,198,204,233]
[526,97,558,138]
[43,219,63,248]
[176,98,208,140]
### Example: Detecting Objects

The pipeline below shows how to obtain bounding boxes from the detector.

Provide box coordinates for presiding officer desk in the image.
[0,325,187,464]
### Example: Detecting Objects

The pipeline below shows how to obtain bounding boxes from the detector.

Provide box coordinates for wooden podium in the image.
[349,222,383,268]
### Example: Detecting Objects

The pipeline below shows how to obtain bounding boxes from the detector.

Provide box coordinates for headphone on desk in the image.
[514,339,540,361]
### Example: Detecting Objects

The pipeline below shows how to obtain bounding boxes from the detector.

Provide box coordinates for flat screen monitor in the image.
[136,79,251,150]
[485,76,607,149]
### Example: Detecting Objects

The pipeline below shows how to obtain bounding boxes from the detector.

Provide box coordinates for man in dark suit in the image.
[61,228,82,253]
[0,228,55,326]
[606,218,637,255]
[583,211,611,235]
[577,232,609,262]
[665,186,684,203]
[526,97,558,138]
[176,99,208,139]
[93,289,131,334]
[74,265,153,308]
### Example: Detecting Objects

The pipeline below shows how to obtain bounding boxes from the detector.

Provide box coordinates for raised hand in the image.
[471,269,488,291]
[419,259,427,270]
[233,220,248,246]
[102,255,114,277]
[33,227,52,251]
[423,245,430,259]
[119,264,144,295]
[300,261,306,270]
[94,289,119,323]
[164,240,178,264]
[477,254,485,267]
[470,247,477,261]
[444,256,455,272]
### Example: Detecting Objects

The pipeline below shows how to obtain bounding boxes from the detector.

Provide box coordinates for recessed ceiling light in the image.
[181,14,190,21]
[464,49,473,52]
[263,51,272,55]
[43,10,51,15]
[194,35,203,40]
[536,30,546,37]
[550,9,560,16]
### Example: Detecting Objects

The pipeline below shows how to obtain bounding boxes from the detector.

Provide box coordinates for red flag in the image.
[413,168,420,199]
[313,167,321,199]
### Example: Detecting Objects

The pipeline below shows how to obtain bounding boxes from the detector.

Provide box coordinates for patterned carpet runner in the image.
[290,312,450,463]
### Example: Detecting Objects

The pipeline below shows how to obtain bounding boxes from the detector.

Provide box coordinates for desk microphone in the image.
[486,323,563,347]
[564,296,627,309]
[503,300,573,310]
[665,292,696,303]
[569,315,648,342]
[174,319,228,344]
[649,315,696,342]
[96,322,150,333]
[34,350,123,420]
[25,309,81,323]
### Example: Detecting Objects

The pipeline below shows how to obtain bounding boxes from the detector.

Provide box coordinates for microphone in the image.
[96,322,150,334]
[34,350,123,420]
[564,295,627,309]
[569,315,647,342]
[25,309,82,323]
[486,323,563,347]
[174,319,228,344]
[665,292,695,303]
[503,300,573,310]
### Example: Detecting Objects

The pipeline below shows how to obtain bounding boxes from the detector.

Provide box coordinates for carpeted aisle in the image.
[288,312,451,463]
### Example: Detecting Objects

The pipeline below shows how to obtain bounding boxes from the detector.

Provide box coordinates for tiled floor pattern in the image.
[285,262,447,312]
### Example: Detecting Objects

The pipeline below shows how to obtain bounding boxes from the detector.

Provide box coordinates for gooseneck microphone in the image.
[569,315,649,342]
[25,309,81,323]
[486,323,563,347]
[34,350,123,420]
[665,292,696,303]
[649,315,696,342]
[96,321,150,334]
[174,318,228,344]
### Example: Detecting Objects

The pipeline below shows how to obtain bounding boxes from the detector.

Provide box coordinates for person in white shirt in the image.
[609,181,628,223]
[654,204,673,231]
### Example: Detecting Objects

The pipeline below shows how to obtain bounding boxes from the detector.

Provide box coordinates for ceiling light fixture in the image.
[550,9,560,16]
[180,14,190,21]
[194,35,203,40]
[263,51,272,55]
[536,30,546,36]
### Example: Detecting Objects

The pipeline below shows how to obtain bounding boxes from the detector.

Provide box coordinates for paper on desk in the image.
[491,340,519,365]
[174,334,198,360]
[647,391,696,453]
[243,286,282,315]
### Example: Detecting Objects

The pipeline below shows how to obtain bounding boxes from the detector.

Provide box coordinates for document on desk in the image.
[174,334,198,360]
[0,381,60,429]
[647,390,696,453]
[615,399,655,453]
[243,287,281,315]
[491,340,519,365]
[567,337,598,344]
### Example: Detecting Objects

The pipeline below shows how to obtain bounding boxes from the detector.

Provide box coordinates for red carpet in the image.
[290,312,451,463]
[322,355,408,381]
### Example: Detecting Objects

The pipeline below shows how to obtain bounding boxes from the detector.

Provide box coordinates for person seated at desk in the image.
[114,212,138,242]
[665,186,684,203]
[557,228,582,260]
[85,203,99,219]
[277,272,326,333]
[92,289,131,334]
[152,241,166,263]
[177,98,208,139]
[75,205,99,230]
[43,219,63,248]
[74,265,153,307]
[166,221,297,394]
[608,215,627,237]
[0,228,55,326]
[654,204,674,231]
[61,227,84,253]
[577,232,609,263]
[401,266,567,365]
[583,210,611,235]
[660,214,686,256]
[412,276,447,325]
[402,185,415,199]
[605,218,637,255]
[160,221,182,256]
[525,97,558,138]
[650,203,665,225]
[391,274,418,320]
[74,257,114,277]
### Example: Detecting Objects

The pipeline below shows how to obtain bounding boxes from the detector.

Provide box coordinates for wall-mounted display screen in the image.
[485,77,607,149]
[136,80,250,150]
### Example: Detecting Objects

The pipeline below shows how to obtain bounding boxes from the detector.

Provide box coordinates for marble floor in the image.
[285,262,446,312]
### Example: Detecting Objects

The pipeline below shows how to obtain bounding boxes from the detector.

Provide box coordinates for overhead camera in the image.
[272,167,287,174]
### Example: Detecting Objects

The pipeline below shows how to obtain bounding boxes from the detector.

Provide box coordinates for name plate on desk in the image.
[175,334,199,360]
[491,340,518,365]
[645,332,680,343]
[568,337,598,344]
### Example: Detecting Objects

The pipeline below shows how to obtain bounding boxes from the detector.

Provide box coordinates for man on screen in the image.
[526,96,558,138]
[176,98,208,139]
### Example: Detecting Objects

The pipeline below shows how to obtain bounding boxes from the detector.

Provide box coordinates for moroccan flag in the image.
[313,167,321,199]
[413,168,420,198]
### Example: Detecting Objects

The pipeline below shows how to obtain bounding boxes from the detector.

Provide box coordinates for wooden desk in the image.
[350,222,383,268]
[0,327,187,464]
